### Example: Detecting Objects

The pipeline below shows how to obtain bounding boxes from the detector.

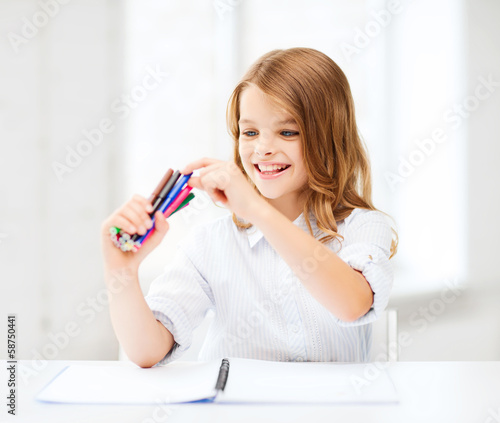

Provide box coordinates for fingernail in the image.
[129,226,136,233]
[144,219,152,229]
[138,226,146,234]
[146,204,153,212]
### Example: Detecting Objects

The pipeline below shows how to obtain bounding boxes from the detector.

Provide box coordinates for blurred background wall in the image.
[1,0,499,363]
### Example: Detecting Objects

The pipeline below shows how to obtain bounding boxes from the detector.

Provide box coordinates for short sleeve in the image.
[334,209,394,327]
[144,243,214,366]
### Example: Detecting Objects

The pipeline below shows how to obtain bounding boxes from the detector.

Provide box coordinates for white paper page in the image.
[36,361,221,404]
[217,358,398,404]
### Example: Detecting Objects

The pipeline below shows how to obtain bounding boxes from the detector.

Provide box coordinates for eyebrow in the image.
[238,118,298,126]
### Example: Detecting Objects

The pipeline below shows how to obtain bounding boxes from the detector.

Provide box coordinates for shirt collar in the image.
[246,212,314,249]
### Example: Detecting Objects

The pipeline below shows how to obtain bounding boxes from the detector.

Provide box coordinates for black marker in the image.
[150,170,181,214]
[148,168,174,205]
[215,358,230,392]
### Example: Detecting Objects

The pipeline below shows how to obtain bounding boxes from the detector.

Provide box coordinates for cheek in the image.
[238,142,253,159]
[238,143,254,173]
[293,151,308,182]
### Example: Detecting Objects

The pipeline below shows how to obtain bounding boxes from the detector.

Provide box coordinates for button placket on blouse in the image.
[281,270,307,362]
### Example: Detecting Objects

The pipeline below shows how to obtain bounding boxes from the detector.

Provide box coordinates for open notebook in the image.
[36,358,398,405]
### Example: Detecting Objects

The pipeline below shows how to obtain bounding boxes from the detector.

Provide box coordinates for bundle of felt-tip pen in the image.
[110,169,194,253]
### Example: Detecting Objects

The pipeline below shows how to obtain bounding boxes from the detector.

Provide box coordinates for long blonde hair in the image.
[227,48,398,258]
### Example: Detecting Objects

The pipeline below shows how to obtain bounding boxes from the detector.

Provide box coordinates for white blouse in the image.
[145,208,394,365]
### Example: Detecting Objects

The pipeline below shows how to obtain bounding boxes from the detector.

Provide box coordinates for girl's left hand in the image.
[181,158,266,222]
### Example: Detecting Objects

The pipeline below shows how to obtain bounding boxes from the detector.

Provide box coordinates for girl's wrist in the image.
[246,197,275,227]
[104,264,139,284]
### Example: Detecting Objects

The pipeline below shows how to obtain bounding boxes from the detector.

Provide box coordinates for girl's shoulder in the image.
[339,208,393,233]
[204,212,240,233]
[179,213,240,247]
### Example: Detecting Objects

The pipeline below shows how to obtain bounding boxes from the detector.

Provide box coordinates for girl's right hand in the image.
[100,194,170,271]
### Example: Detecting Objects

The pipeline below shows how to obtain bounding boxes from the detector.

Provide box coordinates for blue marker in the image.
[136,173,193,245]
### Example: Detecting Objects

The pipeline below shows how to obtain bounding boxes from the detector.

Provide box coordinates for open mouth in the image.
[254,164,291,176]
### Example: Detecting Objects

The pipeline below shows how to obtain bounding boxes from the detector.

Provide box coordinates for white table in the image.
[2,360,500,422]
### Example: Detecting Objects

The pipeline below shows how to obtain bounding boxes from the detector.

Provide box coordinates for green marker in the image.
[169,193,195,217]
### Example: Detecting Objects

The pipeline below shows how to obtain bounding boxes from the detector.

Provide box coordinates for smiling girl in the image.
[101,48,398,367]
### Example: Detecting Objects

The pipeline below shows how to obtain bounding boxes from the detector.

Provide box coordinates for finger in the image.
[147,211,169,239]
[197,162,228,178]
[109,195,152,224]
[181,157,222,175]
[139,211,169,250]
[125,194,154,214]
[108,215,139,235]
[128,198,154,229]
[211,189,227,205]
[187,176,203,190]
[204,186,228,206]
[118,207,150,235]
[153,211,169,234]
[187,165,223,191]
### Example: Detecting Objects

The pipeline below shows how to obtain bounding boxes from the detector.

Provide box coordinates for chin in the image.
[253,185,285,200]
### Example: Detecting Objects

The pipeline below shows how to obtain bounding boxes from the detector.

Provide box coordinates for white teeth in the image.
[258,164,288,172]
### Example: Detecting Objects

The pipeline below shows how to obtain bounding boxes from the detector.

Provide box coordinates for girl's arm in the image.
[250,204,374,322]
[182,158,374,323]
[101,196,175,367]
[103,267,175,368]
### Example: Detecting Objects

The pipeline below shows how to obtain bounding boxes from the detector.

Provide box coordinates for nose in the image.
[254,133,275,157]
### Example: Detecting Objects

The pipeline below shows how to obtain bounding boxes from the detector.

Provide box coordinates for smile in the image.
[254,163,291,179]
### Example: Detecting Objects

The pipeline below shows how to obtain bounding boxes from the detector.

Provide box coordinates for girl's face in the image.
[238,85,308,218]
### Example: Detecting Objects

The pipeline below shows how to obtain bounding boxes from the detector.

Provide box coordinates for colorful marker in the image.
[109,171,194,253]
[149,168,173,204]
[170,192,195,216]
[137,186,193,246]
[150,170,181,214]
[130,170,181,243]
[136,173,193,246]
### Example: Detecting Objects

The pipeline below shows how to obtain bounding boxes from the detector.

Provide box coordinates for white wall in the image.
[465,0,500,288]
[386,0,467,294]
[0,0,125,360]
[392,0,500,361]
